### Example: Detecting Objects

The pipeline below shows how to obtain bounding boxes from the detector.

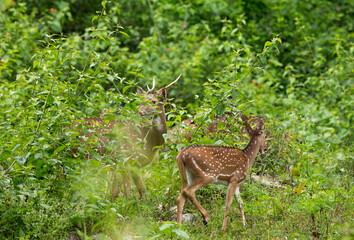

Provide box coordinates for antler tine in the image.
[164,73,182,89]
[147,76,156,92]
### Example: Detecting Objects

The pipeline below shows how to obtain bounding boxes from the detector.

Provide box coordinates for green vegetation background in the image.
[0,0,353,239]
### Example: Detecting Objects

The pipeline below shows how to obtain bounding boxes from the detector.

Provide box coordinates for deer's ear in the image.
[244,123,253,135]
[256,119,265,133]
[242,115,253,135]
[137,87,146,95]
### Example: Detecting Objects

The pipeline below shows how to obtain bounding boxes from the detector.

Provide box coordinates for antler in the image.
[147,76,156,92]
[163,73,182,89]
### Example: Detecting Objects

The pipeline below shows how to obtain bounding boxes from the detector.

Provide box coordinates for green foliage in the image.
[0,0,353,239]
[151,221,189,239]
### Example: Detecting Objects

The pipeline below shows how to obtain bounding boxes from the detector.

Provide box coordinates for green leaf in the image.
[15,156,26,167]
[33,60,38,69]
[217,122,227,131]
[138,73,146,79]
[150,234,163,239]
[213,139,224,145]
[47,95,54,105]
[231,89,238,100]
[92,15,98,23]
[90,159,100,168]
[216,103,225,116]
[263,41,272,51]
[40,203,50,209]
[107,75,115,82]
[119,31,130,38]
[49,21,62,33]
[123,86,130,93]
[35,153,44,160]
[159,223,174,231]
[49,159,58,164]
[53,145,66,155]
[70,216,84,224]
[172,228,190,239]
[12,144,21,154]
[259,54,266,64]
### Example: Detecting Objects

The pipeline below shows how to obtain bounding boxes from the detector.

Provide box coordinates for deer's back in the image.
[179,145,248,182]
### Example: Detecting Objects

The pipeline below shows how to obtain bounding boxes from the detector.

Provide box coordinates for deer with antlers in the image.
[175,115,267,232]
[69,75,181,200]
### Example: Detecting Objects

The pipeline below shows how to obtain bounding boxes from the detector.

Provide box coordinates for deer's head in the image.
[242,115,268,154]
[137,86,167,119]
[137,75,181,130]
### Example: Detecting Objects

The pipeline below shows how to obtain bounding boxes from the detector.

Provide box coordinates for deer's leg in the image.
[183,177,213,224]
[222,182,238,232]
[123,169,132,198]
[235,186,246,226]
[110,171,121,201]
[176,164,189,225]
[132,171,146,200]
[176,189,186,225]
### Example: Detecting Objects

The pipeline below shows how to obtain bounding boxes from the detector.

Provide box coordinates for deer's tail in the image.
[176,150,189,189]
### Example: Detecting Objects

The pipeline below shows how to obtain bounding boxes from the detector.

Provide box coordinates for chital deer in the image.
[176,116,267,232]
[69,75,180,200]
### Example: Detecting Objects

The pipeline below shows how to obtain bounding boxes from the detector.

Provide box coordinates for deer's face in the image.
[137,88,166,121]
[259,132,268,154]
[251,118,268,154]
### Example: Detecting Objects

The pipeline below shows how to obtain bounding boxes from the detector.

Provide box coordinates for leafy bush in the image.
[0,0,353,239]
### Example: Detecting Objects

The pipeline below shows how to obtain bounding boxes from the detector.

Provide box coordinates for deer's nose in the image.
[261,145,268,154]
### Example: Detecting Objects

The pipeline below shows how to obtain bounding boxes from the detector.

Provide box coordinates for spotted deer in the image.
[70,75,180,200]
[176,116,267,232]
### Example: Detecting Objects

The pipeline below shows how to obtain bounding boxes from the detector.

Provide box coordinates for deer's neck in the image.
[142,109,167,158]
[152,108,167,137]
[242,135,261,170]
